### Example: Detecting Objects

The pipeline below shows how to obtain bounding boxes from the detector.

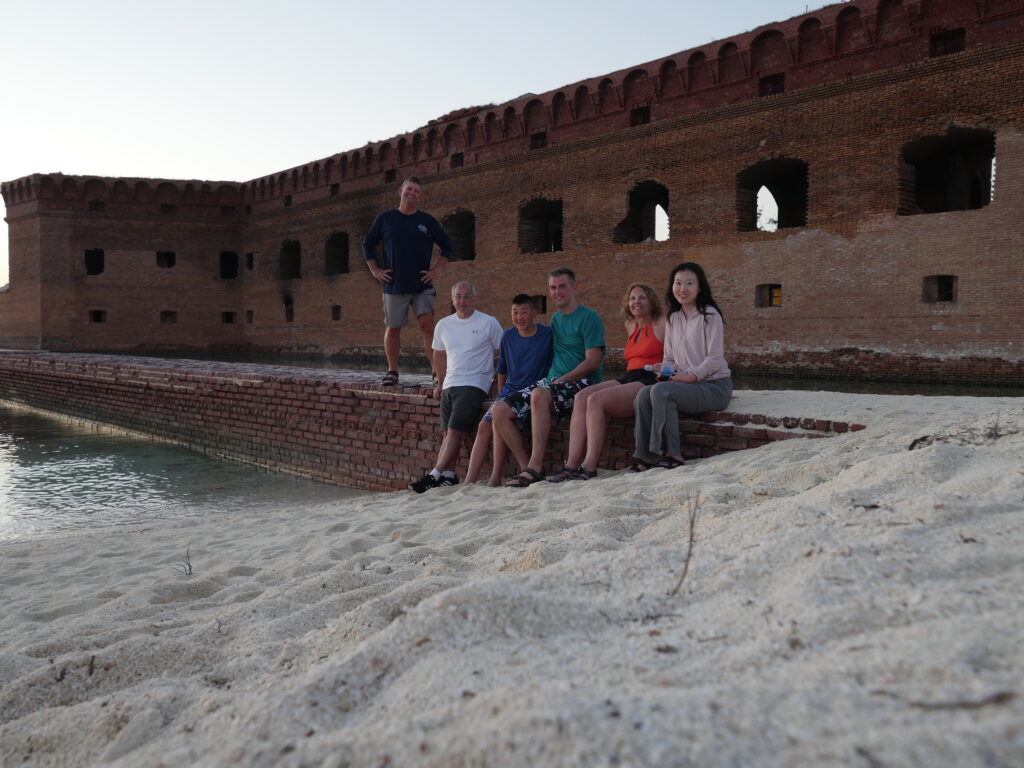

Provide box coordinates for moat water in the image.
[0,403,368,543]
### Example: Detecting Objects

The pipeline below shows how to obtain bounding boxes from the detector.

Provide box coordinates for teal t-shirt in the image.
[549,304,605,382]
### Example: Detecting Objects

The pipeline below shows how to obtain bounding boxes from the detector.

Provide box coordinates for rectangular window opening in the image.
[88,200,105,212]
[219,251,239,279]
[222,311,236,324]
[160,203,176,215]
[245,252,255,271]
[758,73,786,97]
[220,205,236,216]
[922,275,957,303]
[449,153,464,169]
[630,106,651,127]
[156,251,176,269]
[160,310,178,324]
[330,183,340,196]
[384,170,396,183]
[283,194,293,207]
[531,295,548,314]
[246,309,254,324]
[89,309,106,323]
[244,204,252,215]
[530,132,547,150]
[930,28,965,57]
[756,283,782,308]
[331,304,341,321]
[84,248,105,276]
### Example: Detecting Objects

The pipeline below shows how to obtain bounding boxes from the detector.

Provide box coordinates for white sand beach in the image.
[1,390,1022,767]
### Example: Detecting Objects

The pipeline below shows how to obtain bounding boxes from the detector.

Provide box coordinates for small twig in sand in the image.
[169,542,194,577]
[668,493,700,596]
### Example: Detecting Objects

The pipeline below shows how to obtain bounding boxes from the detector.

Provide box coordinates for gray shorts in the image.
[383,289,436,328]
[440,386,487,432]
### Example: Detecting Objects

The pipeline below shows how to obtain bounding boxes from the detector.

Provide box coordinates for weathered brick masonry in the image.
[0,352,863,491]
[3,0,1024,383]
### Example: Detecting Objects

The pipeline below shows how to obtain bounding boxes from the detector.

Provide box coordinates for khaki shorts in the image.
[383,289,436,328]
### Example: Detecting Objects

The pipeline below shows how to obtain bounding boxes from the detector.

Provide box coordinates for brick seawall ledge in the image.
[0,351,866,491]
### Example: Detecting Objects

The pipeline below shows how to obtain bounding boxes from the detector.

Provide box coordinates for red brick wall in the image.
[0,352,863,491]
[3,1,1023,383]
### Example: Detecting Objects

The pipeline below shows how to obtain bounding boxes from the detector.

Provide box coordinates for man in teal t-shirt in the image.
[492,268,605,487]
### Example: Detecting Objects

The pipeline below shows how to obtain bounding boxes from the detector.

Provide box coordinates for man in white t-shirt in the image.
[409,281,502,493]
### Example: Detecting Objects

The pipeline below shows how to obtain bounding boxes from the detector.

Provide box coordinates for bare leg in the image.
[465,418,493,484]
[416,312,436,375]
[492,400,530,473]
[525,387,553,473]
[581,382,644,472]
[562,381,618,469]
[434,428,466,474]
[488,428,508,487]
[384,326,402,373]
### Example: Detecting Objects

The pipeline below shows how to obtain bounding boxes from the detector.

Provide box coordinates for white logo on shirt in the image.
[418,224,429,234]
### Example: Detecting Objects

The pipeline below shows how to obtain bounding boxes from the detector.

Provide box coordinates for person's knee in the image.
[416,313,435,333]
[491,401,513,421]
[531,387,552,407]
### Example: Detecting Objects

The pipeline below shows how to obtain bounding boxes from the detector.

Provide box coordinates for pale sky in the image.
[0,0,815,284]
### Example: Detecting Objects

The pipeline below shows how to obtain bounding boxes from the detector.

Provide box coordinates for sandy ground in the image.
[1,390,1022,767]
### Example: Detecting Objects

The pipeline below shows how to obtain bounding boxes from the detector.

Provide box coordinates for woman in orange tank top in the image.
[546,283,666,482]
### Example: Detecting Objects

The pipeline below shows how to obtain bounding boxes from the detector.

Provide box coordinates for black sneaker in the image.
[437,474,459,487]
[409,473,439,493]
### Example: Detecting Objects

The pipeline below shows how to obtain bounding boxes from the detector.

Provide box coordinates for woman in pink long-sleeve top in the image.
[631,262,733,471]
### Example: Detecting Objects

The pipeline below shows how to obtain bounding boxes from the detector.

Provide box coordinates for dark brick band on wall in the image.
[0,352,864,492]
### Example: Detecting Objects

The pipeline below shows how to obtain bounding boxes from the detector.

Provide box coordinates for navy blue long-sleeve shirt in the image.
[361,209,453,295]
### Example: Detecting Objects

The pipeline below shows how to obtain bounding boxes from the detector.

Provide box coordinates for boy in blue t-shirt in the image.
[465,294,553,486]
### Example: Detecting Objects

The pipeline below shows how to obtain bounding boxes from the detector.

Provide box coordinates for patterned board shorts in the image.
[500,379,594,423]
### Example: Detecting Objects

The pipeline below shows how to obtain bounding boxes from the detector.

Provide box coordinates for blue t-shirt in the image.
[361,209,453,294]
[550,304,605,382]
[496,324,553,397]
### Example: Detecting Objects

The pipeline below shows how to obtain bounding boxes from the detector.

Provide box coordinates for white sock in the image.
[442,470,456,479]
[429,469,442,480]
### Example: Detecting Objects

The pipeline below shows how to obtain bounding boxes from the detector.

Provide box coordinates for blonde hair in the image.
[621,282,662,323]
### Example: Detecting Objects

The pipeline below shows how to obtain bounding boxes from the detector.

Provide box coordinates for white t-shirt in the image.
[432,310,503,392]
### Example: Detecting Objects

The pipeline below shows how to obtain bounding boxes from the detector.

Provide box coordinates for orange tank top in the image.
[624,324,664,371]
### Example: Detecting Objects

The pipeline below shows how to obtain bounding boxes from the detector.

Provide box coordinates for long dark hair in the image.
[664,262,725,323]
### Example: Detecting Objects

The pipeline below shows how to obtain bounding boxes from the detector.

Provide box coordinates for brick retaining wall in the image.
[0,352,865,492]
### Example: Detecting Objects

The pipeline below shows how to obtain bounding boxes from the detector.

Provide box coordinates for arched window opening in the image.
[688,51,712,90]
[876,0,909,44]
[524,99,547,134]
[750,30,788,75]
[597,78,616,113]
[518,198,563,254]
[898,129,994,215]
[503,107,518,137]
[574,86,593,119]
[441,210,476,262]
[613,181,670,244]
[552,92,570,125]
[659,60,683,98]
[797,18,829,63]
[756,187,779,232]
[325,232,349,275]
[737,159,808,231]
[836,6,867,54]
[280,240,302,280]
[718,42,744,83]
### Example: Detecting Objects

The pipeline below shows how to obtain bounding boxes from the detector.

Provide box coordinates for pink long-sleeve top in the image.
[662,306,731,381]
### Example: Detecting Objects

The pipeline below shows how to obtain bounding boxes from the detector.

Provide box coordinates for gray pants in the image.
[633,378,733,459]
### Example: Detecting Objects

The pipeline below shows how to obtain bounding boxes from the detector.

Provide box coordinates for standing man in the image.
[491,268,605,487]
[362,176,453,387]
[409,281,503,493]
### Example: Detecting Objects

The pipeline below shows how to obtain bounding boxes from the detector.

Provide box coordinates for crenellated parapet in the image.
[241,0,1024,209]
[1,174,244,219]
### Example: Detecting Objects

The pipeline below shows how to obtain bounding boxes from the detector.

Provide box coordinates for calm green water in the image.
[0,403,367,543]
